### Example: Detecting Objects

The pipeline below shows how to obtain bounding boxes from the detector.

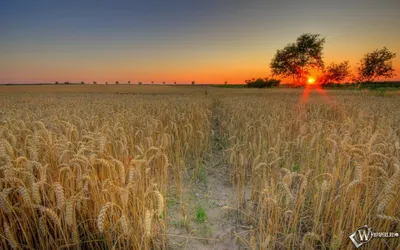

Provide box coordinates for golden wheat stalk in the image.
[155,190,164,217]
[97,202,113,233]
[34,205,61,226]
[53,182,65,209]
[4,221,19,249]
[144,209,152,237]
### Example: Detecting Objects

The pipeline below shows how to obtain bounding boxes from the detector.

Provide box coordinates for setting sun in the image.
[307,77,316,84]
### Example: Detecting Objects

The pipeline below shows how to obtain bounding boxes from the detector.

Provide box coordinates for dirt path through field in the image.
[167,98,240,249]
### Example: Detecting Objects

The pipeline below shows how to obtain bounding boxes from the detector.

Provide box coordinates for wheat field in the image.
[217,91,400,249]
[0,86,399,249]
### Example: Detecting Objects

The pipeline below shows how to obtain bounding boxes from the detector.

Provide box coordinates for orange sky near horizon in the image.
[1,41,398,84]
[1,38,399,84]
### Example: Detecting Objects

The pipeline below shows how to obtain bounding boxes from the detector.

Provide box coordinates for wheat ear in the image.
[97,202,113,233]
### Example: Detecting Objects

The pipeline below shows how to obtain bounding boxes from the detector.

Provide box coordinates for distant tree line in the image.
[53,81,201,85]
[245,77,280,88]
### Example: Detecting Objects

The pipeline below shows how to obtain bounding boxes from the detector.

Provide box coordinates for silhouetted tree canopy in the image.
[321,61,351,84]
[356,47,396,82]
[270,33,325,83]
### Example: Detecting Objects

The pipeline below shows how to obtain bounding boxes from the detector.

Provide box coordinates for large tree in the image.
[356,47,396,82]
[270,33,325,84]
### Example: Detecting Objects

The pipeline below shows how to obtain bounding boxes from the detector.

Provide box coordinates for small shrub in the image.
[195,206,206,224]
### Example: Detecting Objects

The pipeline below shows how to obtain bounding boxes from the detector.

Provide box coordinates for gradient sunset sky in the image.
[1,0,399,84]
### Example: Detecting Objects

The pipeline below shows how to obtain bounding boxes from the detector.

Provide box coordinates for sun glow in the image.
[307,77,316,84]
